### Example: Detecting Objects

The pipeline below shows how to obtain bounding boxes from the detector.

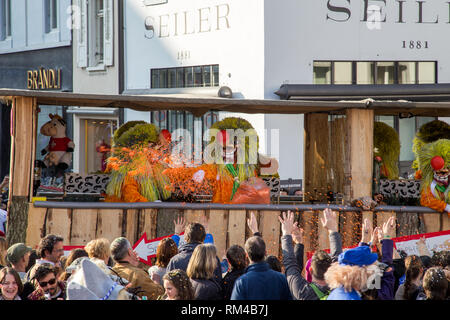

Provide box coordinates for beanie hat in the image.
[338,246,378,267]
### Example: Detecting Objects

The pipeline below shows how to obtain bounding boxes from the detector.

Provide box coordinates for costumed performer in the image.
[104,121,171,203]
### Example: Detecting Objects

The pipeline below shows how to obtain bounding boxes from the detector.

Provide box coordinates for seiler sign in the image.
[144,3,231,39]
[326,0,450,24]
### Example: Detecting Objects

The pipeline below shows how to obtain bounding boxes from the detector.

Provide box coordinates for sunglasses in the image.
[39,278,56,288]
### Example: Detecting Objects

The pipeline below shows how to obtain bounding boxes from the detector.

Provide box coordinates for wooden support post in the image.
[7,97,37,245]
[342,109,374,246]
[227,210,246,249]
[138,209,158,240]
[259,211,281,257]
[304,114,330,203]
[442,214,450,232]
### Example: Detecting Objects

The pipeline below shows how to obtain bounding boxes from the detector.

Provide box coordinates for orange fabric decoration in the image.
[231,177,270,204]
[420,185,448,214]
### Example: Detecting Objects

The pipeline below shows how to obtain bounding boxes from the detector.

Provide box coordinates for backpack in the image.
[310,283,330,300]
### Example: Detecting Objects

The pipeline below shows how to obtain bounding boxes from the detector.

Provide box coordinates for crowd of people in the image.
[0,208,448,301]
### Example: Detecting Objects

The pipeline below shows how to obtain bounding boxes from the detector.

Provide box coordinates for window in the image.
[357,62,375,84]
[0,0,11,41]
[376,62,395,84]
[334,62,352,85]
[150,110,219,150]
[314,61,437,85]
[313,62,331,84]
[151,65,220,89]
[77,0,113,69]
[418,62,436,84]
[44,0,58,33]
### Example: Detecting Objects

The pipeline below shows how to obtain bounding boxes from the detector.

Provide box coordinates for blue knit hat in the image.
[338,246,378,267]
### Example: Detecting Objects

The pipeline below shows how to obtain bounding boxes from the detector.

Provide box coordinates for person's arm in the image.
[171,216,185,247]
[321,208,341,261]
[377,216,396,300]
[416,236,432,257]
[247,211,261,237]
[279,211,318,300]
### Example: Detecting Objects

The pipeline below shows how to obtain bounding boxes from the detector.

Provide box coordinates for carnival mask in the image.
[431,156,449,187]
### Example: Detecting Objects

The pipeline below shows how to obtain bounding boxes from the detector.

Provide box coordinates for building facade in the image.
[0,0,73,180]
[123,0,450,181]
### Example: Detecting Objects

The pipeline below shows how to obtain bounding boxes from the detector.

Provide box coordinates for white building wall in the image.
[0,0,72,53]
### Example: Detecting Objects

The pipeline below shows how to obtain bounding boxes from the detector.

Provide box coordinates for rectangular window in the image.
[193,66,202,87]
[418,62,436,84]
[168,68,176,88]
[44,0,58,33]
[356,62,375,84]
[151,65,219,89]
[398,62,416,84]
[0,0,11,40]
[333,62,352,85]
[376,62,395,84]
[313,62,331,84]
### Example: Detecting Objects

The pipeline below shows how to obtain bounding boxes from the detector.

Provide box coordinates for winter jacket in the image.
[112,261,164,300]
[166,242,222,283]
[281,231,342,300]
[230,262,292,300]
[190,278,222,300]
[376,239,395,300]
[221,268,246,300]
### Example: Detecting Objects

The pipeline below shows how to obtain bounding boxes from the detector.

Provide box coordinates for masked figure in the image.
[418,139,450,216]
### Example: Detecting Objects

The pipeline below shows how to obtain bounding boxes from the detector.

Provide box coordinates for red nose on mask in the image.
[431,156,445,171]
[217,130,229,146]
[160,129,171,143]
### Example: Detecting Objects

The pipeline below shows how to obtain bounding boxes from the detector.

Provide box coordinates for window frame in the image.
[0,0,12,41]
[151,64,220,89]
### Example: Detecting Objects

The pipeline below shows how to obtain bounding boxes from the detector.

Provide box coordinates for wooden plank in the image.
[329,117,346,195]
[341,211,361,247]
[227,210,246,249]
[95,209,124,243]
[70,209,99,246]
[301,211,317,259]
[259,211,281,257]
[26,204,47,248]
[208,210,228,258]
[125,209,139,245]
[156,209,180,238]
[45,208,72,242]
[422,213,441,233]
[304,113,329,202]
[396,212,422,237]
[138,209,158,240]
[184,210,206,225]
[11,97,35,197]
[343,109,374,201]
[442,214,450,232]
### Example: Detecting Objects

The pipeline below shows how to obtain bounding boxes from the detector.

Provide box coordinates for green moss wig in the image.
[374,122,400,180]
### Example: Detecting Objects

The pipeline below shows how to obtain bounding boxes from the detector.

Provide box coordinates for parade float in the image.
[1,89,449,260]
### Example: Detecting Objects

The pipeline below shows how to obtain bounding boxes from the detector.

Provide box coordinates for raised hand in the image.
[292,226,304,245]
[361,218,371,244]
[320,208,338,233]
[278,210,296,236]
[173,215,186,235]
[382,216,396,239]
[247,211,259,234]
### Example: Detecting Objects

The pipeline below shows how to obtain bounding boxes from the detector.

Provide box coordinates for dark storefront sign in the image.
[0,46,72,91]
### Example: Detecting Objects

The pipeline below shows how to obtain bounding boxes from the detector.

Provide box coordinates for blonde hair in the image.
[324,262,378,293]
[186,244,217,280]
[0,237,8,266]
[85,238,111,261]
